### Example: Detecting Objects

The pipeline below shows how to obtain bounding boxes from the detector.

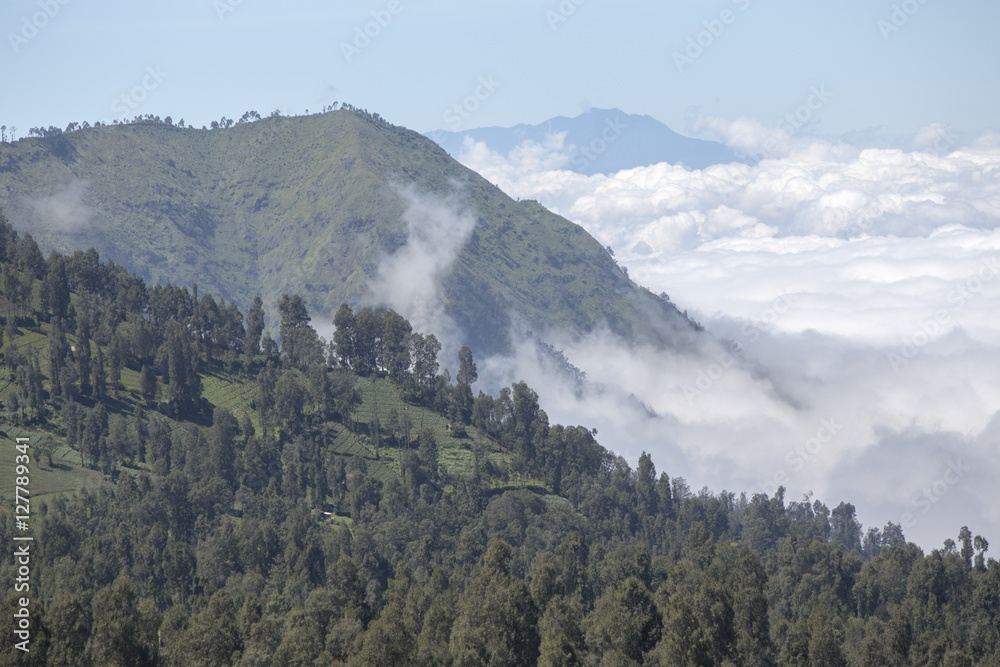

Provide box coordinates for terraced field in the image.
[0,319,545,510]
[0,426,104,503]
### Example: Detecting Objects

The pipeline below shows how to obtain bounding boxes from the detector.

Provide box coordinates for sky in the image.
[4,0,1000,551]
[2,0,1000,144]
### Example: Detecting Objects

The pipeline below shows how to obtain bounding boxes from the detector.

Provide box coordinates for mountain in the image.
[425,107,742,175]
[0,110,697,356]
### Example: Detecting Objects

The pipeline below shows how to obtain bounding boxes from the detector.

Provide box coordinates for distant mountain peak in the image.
[426,108,741,175]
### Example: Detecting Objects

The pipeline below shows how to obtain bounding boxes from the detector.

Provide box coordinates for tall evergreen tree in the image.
[210,407,238,489]
[42,252,71,319]
[76,320,92,396]
[733,547,776,666]
[244,295,265,356]
[93,344,107,403]
[333,303,357,368]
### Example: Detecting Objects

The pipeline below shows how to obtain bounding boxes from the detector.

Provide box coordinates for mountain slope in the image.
[0,110,697,355]
[426,107,742,174]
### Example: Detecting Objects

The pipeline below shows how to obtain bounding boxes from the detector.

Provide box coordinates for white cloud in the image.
[460,126,1000,550]
[368,184,476,353]
[30,179,94,233]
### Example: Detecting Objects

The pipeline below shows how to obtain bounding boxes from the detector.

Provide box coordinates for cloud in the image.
[30,179,93,233]
[367,184,476,351]
[690,114,792,159]
[458,125,1000,551]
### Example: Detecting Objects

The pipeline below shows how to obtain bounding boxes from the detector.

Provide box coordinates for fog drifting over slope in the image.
[452,120,1000,552]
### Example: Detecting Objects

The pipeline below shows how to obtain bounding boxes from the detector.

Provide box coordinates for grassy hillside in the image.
[0,315,536,507]
[0,110,697,356]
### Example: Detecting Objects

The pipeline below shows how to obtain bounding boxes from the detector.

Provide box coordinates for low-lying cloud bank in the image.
[457,120,1000,551]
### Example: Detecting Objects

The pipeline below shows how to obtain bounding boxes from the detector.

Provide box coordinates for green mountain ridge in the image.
[0,111,697,356]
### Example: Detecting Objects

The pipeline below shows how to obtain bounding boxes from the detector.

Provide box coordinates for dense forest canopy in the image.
[0,207,997,666]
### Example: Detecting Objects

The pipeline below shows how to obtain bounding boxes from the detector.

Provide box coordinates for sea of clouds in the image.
[447,119,1000,552]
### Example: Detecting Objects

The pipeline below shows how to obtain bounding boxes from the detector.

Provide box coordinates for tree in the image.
[278,293,323,368]
[807,609,846,667]
[382,309,412,382]
[161,320,201,414]
[732,547,775,666]
[959,526,974,567]
[85,575,158,666]
[275,368,306,429]
[108,333,124,397]
[41,252,70,319]
[333,303,357,368]
[209,407,238,488]
[354,307,385,375]
[15,232,45,277]
[455,345,478,424]
[973,535,989,571]
[657,594,714,666]
[538,596,584,667]
[43,594,91,665]
[511,381,546,464]
[450,540,540,666]
[93,344,107,403]
[584,576,660,663]
[140,364,157,404]
[244,295,265,355]
[457,345,478,387]
[185,589,239,667]
[76,320,92,396]
[411,332,440,388]
[636,452,658,518]
[830,502,862,553]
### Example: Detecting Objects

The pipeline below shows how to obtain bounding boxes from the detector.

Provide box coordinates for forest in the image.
[0,207,997,666]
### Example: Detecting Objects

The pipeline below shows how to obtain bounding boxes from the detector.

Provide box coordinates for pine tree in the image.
[140,364,157,404]
[42,252,70,319]
[733,548,776,666]
[244,295,265,356]
[93,345,107,403]
[209,407,238,488]
[108,333,123,397]
[76,320,92,396]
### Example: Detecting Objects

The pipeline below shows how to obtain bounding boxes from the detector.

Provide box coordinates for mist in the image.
[447,120,1000,552]
[367,183,477,359]
[29,178,94,234]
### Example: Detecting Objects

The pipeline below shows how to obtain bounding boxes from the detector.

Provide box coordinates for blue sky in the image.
[2,0,998,143]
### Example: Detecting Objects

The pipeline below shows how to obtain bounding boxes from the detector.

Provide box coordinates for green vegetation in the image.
[0,431,102,501]
[0,176,997,665]
[0,108,695,357]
